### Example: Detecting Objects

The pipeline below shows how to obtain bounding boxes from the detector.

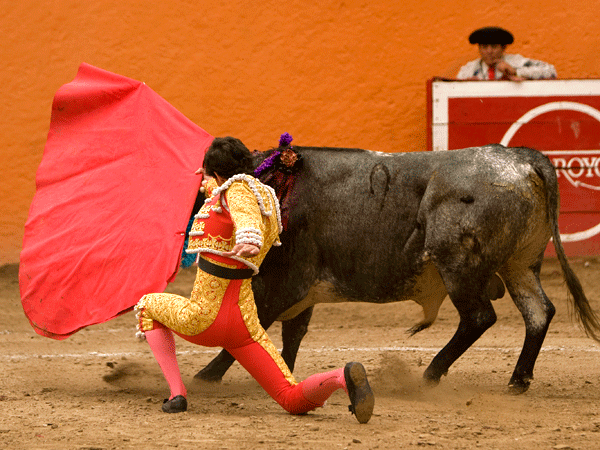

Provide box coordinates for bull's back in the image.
[286,147,435,302]
[268,144,554,304]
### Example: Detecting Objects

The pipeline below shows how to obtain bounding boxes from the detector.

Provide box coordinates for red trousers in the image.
[142,275,345,415]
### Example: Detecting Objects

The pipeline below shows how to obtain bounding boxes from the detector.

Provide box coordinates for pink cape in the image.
[19,63,213,339]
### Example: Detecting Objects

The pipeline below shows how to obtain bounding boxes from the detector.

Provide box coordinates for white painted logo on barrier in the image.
[500,102,600,242]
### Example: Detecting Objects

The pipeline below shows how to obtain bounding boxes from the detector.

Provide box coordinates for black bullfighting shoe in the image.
[162,395,187,413]
[344,362,374,424]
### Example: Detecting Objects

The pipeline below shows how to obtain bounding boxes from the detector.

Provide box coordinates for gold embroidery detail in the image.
[137,269,230,336]
[204,178,218,198]
[198,200,212,215]
[191,221,205,233]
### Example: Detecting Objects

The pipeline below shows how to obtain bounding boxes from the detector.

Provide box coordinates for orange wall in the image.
[3,0,600,264]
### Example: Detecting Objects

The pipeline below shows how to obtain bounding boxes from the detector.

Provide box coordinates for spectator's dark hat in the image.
[468,27,514,45]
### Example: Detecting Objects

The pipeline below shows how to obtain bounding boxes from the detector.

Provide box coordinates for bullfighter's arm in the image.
[224,182,262,257]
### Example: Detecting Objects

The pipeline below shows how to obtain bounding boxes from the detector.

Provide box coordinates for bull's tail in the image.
[534,150,600,342]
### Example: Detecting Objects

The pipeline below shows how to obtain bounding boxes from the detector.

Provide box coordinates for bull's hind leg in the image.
[499,264,555,394]
[423,273,497,385]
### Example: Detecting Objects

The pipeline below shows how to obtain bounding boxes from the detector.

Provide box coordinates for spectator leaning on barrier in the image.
[457,27,557,81]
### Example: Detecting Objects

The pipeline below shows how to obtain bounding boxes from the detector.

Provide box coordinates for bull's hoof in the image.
[422,378,440,388]
[193,368,223,383]
[422,368,444,387]
[508,378,531,395]
[423,366,448,387]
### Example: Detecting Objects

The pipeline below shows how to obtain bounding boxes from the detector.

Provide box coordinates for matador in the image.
[135,136,375,423]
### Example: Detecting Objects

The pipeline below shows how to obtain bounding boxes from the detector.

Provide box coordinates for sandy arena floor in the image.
[1,257,600,449]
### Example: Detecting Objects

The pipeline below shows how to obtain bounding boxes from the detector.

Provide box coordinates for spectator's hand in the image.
[223,243,260,257]
[496,60,517,78]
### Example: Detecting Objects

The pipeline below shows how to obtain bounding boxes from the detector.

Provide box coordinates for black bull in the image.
[194,144,600,393]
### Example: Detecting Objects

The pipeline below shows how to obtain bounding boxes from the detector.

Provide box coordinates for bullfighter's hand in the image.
[195,167,213,193]
[223,243,260,257]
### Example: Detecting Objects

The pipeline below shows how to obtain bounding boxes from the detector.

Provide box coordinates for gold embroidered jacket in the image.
[186,174,282,274]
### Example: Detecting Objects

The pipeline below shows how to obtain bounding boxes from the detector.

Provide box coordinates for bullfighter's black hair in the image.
[203,136,254,179]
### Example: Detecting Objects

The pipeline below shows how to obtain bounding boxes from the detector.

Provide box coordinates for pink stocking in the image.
[144,324,187,400]
[300,368,346,406]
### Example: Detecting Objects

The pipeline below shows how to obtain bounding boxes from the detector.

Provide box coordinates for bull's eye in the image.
[460,196,475,204]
